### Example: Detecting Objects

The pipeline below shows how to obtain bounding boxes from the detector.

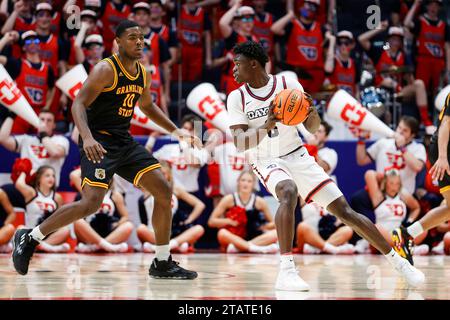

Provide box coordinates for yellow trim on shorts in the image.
[82,177,109,190]
[440,185,450,194]
[113,53,140,81]
[102,58,118,92]
[133,163,161,186]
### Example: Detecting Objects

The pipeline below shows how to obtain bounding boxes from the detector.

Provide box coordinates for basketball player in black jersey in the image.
[393,93,450,264]
[12,20,201,279]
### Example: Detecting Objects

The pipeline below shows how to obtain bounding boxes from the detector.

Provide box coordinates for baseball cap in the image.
[133,2,151,13]
[337,30,354,41]
[305,0,320,5]
[84,34,103,47]
[235,6,255,18]
[84,0,101,7]
[21,30,38,41]
[80,9,97,19]
[388,26,404,37]
[36,2,52,13]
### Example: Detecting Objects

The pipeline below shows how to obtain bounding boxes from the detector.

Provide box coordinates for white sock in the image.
[30,226,45,242]
[155,244,170,261]
[98,239,117,252]
[407,222,424,239]
[280,254,295,270]
[385,248,405,268]
[169,239,179,250]
[39,242,66,253]
[322,242,338,254]
[248,243,264,253]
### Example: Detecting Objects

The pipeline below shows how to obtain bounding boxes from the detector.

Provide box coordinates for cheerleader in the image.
[137,160,205,253]
[208,171,278,254]
[365,169,427,254]
[15,166,70,252]
[70,168,133,253]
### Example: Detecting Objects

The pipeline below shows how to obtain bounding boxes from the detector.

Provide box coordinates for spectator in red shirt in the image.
[271,0,326,94]
[359,23,433,130]
[175,0,213,82]
[324,30,358,98]
[74,33,104,74]
[0,31,55,134]
[405,0,450,96]
[100,0,131,55]
[218,2,262,95]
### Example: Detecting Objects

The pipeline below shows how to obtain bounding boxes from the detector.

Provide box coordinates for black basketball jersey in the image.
[86,53,146,141]
[433,93,450,144]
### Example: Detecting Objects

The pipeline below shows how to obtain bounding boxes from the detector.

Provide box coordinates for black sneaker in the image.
[12,229,39,275]
[392,226,414,265]
[149,255,198,279]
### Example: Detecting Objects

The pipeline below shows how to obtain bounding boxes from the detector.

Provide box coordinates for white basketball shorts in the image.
[251,146,343,209]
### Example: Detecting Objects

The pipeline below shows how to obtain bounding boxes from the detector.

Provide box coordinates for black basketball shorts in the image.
[80,135,161,190]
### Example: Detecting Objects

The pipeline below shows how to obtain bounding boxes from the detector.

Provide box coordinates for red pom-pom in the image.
[304,144,319,160]
[10,158,33,183]
[224,206,248,238]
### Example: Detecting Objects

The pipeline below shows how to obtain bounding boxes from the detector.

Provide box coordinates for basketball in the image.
[273,89,311,126]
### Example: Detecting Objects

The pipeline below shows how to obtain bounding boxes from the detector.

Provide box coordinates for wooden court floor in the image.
[0,253,449,300]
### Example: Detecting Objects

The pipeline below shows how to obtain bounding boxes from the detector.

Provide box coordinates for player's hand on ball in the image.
[430,157,450,181]
[266,100,280,130]
[83,137,107,163]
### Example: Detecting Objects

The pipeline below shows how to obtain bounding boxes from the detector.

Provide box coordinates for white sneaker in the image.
[58,243,71,253]
[76,243,97,253]
[431,241,444,255]
[261,243,279,254]
[115,243,128,253]
[226,243,239,253]
[395,259,425,288]
[413,244,429,256]
[275,267,310,291]
[142,242,155,253]
[355,239,370,254]
[336,244,355,255]
[178,242,190,253]
[303,244,321,254]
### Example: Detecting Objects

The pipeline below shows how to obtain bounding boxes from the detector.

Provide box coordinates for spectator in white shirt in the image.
[0,110,70,187]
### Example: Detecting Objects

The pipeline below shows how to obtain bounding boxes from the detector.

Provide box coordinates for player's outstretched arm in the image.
[72,61,113,163]
[430,115,450,181]
[138,88,202,148]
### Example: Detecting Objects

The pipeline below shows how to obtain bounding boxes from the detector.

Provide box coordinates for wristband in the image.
[357,140,365,145]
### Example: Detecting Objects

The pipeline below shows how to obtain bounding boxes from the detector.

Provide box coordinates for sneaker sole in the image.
[149,274,197,280]
[275,286,310,292]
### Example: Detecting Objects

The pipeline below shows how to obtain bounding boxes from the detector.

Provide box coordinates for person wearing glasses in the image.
[364,169,427,255]
[0,30,55,134]
[358,23,433,132]
[271,0,326,94]
[74,32,105,74]
[218,1,260,94]
[324,30,358,98]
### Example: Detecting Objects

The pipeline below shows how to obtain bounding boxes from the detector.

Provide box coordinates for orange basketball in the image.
[273,89,310,126]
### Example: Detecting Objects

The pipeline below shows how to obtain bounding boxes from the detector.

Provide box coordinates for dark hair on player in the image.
[233,41,269,67]
[321,121,333,136]
[115,20,140,38]
[399,115,419,137]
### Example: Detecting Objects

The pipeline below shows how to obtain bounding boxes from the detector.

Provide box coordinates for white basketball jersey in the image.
[213,142,248,195]
[86,190,115,223]
[153,143,202,193]
[144,194,178,229]
[374,193,407,231]
[25,189,57,228]
[227,75,304,161]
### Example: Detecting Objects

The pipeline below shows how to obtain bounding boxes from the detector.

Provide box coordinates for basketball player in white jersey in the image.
[15,166,71,253]
[365,169,426,254]
[227,41,424,291]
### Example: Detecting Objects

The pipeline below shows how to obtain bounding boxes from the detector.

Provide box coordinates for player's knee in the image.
[152,180,172,203]
[276,181,298,207]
